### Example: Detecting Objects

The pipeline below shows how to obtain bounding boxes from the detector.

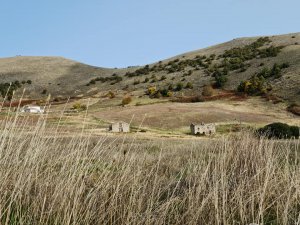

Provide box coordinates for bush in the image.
[257,122,299,139]
[214,75,228,88]
[133,80,140,85]
[185,82,193,89]
[166,91,173,97]
[27,80,32,84]
[175,83,183,91]
[106,91,115,99]
[41,89,47,94]
[160,75,167,81]
[122,96,132,106]
[202,85,214,96]
[159,89,168,97]
[153,91,162,98]
[290,126,300,138]
[257,62,290,79]
[146,86,157,96]
[72,103,87,111]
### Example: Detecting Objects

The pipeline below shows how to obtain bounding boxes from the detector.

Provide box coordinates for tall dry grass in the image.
[0,110,299,224]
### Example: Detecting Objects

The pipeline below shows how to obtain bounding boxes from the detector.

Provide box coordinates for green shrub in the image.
[214,75,228,88]
[72,103,87,111]
[257,63,289,79]
[257,123,299,139]
[222,37,271,60]
[90,75,123,84]
[185,82,193,89]
[175,83,183,91]
[159,89,168,97]
[290,126,300,138]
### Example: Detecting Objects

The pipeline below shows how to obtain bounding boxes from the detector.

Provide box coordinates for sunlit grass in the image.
[0,107,299,224]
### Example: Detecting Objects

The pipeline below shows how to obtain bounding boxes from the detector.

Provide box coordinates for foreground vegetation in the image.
[0,111,299,224]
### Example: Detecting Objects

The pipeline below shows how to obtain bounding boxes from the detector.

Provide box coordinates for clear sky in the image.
[0,0,299,68]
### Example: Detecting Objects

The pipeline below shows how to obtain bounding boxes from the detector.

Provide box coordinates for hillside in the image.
[0,32,299,104]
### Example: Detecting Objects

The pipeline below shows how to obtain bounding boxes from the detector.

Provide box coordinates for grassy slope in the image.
[0,56,135,98]
[0,32,299,103]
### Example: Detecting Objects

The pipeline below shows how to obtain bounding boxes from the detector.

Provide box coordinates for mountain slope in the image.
[0,32,299,103]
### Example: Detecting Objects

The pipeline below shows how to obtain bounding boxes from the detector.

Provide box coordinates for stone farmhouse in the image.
[109,122,130,133]
[190,122,216,135]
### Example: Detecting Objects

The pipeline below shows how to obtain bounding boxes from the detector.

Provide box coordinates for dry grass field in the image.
[0,109,299,225]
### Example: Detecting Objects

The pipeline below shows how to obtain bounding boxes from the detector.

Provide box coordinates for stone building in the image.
[109,122,130,133]
[190,122,216,135]
[20,105,44,114]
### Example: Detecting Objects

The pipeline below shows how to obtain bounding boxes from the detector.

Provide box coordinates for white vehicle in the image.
[20,105,44,114]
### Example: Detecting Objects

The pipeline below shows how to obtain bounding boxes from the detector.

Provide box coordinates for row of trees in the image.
[0,80,32,100]
[145,82,193,98]
[237,62,289,95]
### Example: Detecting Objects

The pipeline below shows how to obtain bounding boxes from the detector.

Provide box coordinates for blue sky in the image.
[0,0,299,68]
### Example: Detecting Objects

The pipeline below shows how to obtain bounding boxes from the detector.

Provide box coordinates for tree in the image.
[215,75,228,88]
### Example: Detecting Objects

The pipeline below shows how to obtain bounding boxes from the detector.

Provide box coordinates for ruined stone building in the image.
[190,122,216,135]
[109,122,130,133]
